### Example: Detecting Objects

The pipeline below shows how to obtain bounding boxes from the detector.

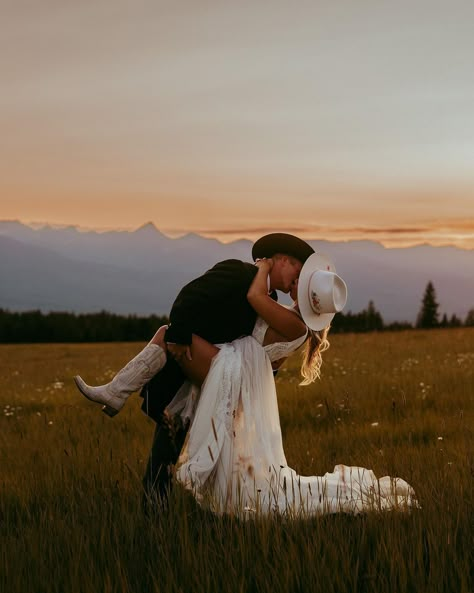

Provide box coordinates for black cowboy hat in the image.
[252,233,315,263]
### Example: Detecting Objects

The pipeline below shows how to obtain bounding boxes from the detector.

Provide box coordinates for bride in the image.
[166,255,417,516]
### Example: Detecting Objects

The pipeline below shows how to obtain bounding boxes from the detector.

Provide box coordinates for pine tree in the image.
[365,300,384,331]
[465,309,474,327]
[449,314,462,328]
[416,281,440,328]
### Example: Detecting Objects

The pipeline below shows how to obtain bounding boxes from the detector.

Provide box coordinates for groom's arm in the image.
[164,259,257,346]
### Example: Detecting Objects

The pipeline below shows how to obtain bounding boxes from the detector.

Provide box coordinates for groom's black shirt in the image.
[141,259,263,420]
[164,259,259,345]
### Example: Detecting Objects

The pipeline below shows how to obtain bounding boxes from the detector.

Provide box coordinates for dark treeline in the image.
[0,306,395,342]
[331,282,474,333]
[0,309,168,343]
[331,300,387,333]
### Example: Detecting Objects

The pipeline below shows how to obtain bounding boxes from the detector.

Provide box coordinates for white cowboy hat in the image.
[297,253,348,331]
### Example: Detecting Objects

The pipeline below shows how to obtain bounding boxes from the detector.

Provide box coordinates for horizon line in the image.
[1,218,473,251]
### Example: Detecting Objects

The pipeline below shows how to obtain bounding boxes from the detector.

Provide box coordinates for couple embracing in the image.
[75,233,417,516]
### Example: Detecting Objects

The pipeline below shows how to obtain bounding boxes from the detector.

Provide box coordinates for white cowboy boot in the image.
[74,343,166,417]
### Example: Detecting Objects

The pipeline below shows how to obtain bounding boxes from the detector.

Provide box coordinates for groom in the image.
[141,232,314,506]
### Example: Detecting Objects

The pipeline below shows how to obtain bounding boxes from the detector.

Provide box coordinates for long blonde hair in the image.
[290,302,330,385]
[299,325,330,385]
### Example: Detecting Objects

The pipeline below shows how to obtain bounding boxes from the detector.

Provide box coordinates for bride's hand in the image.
[255,257,273,271]
[248,258,274,301]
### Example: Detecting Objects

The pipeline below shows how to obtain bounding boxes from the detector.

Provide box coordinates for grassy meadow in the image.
[1,329,473,593]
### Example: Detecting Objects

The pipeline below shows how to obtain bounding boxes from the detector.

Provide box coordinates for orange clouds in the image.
[183,219,474,250]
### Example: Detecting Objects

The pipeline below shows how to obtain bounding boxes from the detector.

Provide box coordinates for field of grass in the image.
[1,329,473,593]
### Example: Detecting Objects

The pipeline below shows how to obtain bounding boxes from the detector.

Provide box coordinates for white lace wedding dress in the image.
[167,318,417,517]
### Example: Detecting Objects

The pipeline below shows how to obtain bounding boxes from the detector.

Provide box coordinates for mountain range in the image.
[1,220,473,323]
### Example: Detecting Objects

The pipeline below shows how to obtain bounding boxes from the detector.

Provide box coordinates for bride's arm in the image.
[247,260,307,341]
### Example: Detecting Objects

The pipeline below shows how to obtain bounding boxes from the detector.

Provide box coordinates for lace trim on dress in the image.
[251,316,268,344]
[252,316,308,363]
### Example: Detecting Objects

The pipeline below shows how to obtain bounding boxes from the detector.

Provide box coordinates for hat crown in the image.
[308,270,347,315]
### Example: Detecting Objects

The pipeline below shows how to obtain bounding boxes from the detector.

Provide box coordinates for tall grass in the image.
[1,329,473,592]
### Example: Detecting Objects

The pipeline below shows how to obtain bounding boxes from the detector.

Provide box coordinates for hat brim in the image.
[297,253,338,331]
[252,233,314,264]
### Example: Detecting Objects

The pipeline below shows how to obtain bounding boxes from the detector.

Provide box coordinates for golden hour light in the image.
[2,7,474,591]
[1,2,473,251]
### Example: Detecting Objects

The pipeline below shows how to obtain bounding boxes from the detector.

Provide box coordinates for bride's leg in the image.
[177,335,220,387]
[74,325,169,417]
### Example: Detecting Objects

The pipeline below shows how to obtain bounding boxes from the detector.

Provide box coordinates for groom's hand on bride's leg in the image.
[167,343,192,362]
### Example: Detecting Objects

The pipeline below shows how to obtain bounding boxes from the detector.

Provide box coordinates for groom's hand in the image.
[167,343,193,362]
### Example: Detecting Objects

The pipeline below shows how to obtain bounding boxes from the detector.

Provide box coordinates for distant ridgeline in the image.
[1,294,472,343]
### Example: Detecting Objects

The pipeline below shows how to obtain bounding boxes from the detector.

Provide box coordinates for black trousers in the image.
[142,414,188,504]
[140,357,189,507]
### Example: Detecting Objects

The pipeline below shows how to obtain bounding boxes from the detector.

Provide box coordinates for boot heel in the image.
[102,405,119,417]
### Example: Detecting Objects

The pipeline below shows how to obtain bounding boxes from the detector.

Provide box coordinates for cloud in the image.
[180,218,474,250]
[346,227,430,234]
[191,226,318,235]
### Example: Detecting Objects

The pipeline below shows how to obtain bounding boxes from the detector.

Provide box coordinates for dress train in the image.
[171,336,417,516]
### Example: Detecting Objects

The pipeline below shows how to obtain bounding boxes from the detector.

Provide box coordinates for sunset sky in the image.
[1,1,473,248]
